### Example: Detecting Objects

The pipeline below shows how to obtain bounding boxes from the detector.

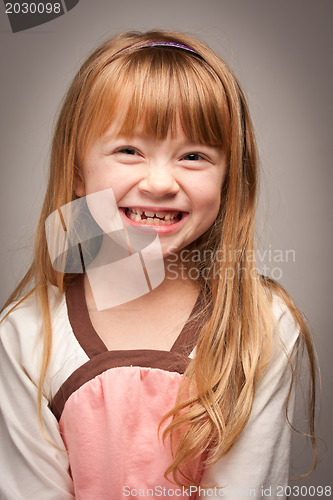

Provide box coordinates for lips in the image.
[119,207,188,233]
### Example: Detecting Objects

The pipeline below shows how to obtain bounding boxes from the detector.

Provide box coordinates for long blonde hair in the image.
[2,29,318,485]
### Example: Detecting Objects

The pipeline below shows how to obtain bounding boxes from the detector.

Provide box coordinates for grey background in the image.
[0,0,332,495]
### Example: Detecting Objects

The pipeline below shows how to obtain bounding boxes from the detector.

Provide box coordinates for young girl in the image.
[0,30,317,499]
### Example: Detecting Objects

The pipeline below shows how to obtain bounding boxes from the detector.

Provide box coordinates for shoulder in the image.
[254,292,302,406]
[0,286,71,387]
[259,276,304,354]
[270,292,301,352]
[0,284,66,342]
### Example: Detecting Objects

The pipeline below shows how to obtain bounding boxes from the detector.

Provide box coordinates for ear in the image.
[73,167,85,198]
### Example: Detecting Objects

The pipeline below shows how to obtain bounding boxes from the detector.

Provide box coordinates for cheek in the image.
[82,167,127,200]
[195,182,221,218]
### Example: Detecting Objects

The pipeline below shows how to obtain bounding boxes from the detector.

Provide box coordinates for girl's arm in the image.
[198,298,301,500]
[0,304,75,500]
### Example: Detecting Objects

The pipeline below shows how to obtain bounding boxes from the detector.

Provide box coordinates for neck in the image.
[84,251,200,313]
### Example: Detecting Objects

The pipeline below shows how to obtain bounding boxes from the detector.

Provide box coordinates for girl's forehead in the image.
[78,53,231,155]
[95,100,223,147]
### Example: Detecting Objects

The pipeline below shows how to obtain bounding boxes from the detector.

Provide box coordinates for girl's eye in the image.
[182,153,205,161]
[117,147,139,155]
[111,146,144,162]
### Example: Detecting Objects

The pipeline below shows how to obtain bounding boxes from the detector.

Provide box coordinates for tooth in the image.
[144,210,155,217]
[155,211,166,218]
[164,214,171,220]
[135,214,141,221]
[129,212,136,220]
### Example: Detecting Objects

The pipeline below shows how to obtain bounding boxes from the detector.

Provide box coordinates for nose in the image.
[138,165,179,198]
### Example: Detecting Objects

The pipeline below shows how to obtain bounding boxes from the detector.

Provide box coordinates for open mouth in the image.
[124,208,184,225]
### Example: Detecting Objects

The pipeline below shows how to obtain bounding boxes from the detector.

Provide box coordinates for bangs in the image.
[77,47,231,158]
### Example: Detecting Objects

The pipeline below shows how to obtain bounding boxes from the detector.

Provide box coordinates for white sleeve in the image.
[0,308,75,500]
[198,300,300,500]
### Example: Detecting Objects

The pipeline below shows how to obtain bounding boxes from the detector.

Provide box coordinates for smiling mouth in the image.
[124,208,183,225]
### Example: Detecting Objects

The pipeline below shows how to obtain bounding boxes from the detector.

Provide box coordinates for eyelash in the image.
[117,147,138,156]
[115,147,207,162]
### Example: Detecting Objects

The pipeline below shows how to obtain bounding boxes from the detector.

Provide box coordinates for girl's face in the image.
[75,121,227,257]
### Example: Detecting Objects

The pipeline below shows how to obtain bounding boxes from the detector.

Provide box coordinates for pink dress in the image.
[50,276,204,499]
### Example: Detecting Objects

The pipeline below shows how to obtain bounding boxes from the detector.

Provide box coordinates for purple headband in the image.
[113,41,205,60]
